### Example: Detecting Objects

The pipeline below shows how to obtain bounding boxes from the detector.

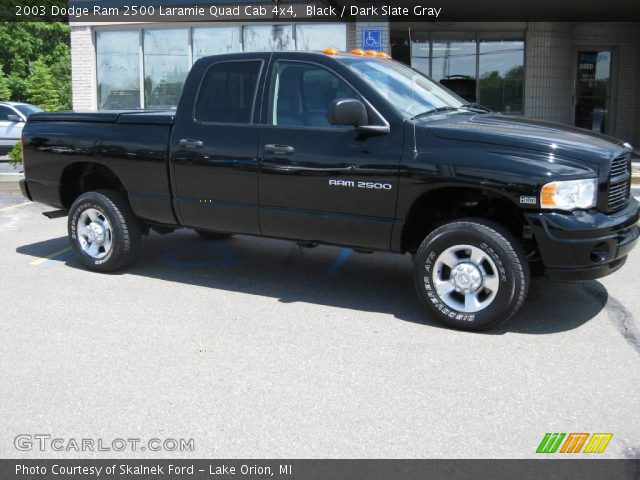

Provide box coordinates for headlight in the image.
[540,179,597,210]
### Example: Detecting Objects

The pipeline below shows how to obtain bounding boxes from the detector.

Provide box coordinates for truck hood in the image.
[422,113,630,164]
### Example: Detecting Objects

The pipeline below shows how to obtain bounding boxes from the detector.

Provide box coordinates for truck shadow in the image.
[16,231,609,335]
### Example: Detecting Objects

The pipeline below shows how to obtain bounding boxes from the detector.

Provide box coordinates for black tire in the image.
[195,229,233,240]
[413,218,529,331]
[68,190,141,272]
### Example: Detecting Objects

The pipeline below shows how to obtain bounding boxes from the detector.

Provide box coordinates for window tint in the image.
[195,61,261,124]
[0,106,13,121]
[270,62,358,128]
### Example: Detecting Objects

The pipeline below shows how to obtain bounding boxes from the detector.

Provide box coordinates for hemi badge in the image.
[520,195,537,205]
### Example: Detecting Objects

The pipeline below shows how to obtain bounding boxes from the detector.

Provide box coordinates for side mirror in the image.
[7,114,23,123]
[327,98,390,135]
[328,98,368,127]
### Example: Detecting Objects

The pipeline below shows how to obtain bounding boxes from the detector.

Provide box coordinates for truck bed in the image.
[22,110,177,225]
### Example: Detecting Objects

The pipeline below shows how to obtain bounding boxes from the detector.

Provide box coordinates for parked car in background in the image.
[0,102,43,154]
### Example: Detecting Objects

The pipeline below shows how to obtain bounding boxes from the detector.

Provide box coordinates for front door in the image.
[258,57,402,250]
[574,49,613,134]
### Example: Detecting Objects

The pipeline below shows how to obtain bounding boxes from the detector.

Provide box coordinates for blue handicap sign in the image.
[362,28,382,52]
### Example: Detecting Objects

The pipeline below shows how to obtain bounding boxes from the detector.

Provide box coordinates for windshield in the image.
[14,104,43,117]
[339,57,465,118]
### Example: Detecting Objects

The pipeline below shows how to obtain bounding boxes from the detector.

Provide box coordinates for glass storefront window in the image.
[296,24,347,51]
[96,24,347,110]
[96,30,141,110]
[479,32,524,113]
[143,29,189,109]
[193,27,241,61]
[407,30,525,113]
[243,25,295,52]
[431,32,477,102]
[410,31,430,76]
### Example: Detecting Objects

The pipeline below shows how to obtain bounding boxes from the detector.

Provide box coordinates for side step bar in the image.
[42,209,68,219]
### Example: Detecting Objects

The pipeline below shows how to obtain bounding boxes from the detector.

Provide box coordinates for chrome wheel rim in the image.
[432,244,500,313]
[77,208,113,259]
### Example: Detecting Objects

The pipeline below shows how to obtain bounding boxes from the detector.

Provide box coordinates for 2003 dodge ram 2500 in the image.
[20,51,639,331]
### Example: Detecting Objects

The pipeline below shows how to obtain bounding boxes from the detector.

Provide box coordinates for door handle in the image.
[264,144,295,155]
[179,138,204,149]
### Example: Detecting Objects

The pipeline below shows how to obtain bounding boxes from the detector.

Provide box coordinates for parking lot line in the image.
[30,246,72,266]
[0,201,30,212]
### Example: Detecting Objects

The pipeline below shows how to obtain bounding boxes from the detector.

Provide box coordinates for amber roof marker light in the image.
[322,48,338,55]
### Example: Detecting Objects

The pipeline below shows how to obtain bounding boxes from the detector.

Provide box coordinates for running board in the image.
[42,209,68,219]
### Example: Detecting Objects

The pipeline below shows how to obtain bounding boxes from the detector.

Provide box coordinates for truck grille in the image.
[607,154,631,211]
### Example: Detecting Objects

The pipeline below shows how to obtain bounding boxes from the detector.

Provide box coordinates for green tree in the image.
[0,21,71,109]
[0,64,10,100]
[26,60,61,110]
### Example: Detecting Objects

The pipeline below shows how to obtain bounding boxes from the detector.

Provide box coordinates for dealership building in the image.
[69,13,640,146]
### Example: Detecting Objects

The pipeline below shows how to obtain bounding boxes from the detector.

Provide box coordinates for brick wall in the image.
[525,22,640,146]
[351,21,391,53]
[70,25,97,111]
[524,22,573,124]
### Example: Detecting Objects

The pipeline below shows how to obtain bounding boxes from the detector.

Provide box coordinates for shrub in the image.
[8,141,22,166]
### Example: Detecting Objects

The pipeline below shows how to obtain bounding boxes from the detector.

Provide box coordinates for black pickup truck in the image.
[20,51,639,330]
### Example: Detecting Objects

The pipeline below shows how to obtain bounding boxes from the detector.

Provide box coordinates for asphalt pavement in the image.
[1,191,639,459]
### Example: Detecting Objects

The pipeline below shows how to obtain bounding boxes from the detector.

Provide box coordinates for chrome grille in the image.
[607,154,631,211]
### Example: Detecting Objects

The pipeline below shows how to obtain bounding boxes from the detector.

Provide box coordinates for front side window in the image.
[270,62,358,128]
[195,61,261,124]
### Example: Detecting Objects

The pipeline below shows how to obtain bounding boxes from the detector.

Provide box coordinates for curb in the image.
[0,172,24,194]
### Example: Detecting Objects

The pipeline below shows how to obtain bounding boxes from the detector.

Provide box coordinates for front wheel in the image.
[68,190,141,272]
[413,218,529,331]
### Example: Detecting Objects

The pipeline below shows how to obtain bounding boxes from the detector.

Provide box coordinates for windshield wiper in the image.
[410,106,459,120]
[460,103,492,113]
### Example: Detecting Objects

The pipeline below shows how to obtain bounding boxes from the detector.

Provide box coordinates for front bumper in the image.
[526,198,640,282]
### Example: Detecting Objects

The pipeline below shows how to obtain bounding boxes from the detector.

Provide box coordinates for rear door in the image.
[170,55,268,234]
[257,55,402,250]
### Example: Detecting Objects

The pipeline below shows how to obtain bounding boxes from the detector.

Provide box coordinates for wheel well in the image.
[402,187,536,255]
[60,162,126,209]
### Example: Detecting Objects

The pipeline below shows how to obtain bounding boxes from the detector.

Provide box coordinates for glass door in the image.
[574,50,613,133]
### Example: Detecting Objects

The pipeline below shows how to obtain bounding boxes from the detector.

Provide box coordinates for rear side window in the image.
[195,61,261,124]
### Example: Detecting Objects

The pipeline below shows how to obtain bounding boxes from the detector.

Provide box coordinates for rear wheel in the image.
[68,190,141,272]
[413,218,529,331]
[195,229,233,240]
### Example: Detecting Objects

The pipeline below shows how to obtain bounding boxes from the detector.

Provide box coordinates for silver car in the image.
[0,102,43,154]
